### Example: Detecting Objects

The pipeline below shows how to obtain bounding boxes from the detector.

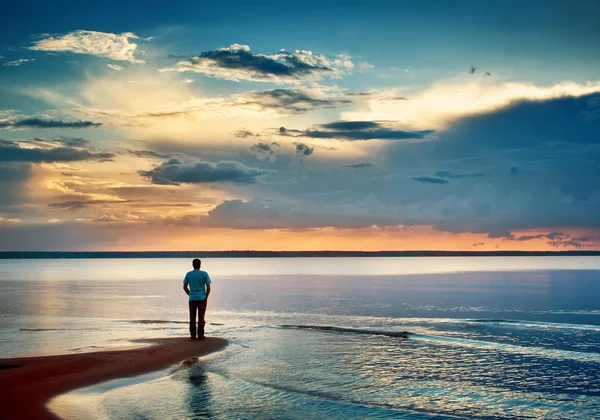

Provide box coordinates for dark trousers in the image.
[189,299,207,338]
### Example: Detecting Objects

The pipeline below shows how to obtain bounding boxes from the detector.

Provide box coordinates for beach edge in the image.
[0,336,228,420]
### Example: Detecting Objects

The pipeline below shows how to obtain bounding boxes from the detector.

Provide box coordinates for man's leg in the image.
[197,299,208,338]
[189,300,198,339]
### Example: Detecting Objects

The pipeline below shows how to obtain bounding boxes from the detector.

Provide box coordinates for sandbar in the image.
[0,337,228,419]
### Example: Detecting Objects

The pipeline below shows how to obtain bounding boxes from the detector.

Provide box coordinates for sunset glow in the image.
[2,1,600,251]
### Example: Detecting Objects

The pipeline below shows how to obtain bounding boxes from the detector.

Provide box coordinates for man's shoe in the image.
[190,336,197,340]
[199,336,206,340]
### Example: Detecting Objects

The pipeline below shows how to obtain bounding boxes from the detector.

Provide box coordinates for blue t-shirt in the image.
[183,269,211,301]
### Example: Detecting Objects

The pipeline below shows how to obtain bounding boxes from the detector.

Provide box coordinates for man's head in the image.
[192,258,201,269]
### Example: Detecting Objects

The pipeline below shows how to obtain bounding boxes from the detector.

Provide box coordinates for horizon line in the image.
[1,250,600,259]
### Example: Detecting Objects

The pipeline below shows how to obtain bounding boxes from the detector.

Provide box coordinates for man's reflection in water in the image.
[184,363,213,419]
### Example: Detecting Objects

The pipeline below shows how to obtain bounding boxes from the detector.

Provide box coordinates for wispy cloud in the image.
[433,170,484,179]
[340,162,375,169]
[358,62,374,72]
[31,136,89,147]
[107,64,123,71]
[235,129,260,138]
[160,44,354,83]
[279,120,434,141]
[48,199,131,210]
[411,175,450,184]
[0,118,102,129]
[239,88,351,114]
[0,140,114,163]
[3,58,34,67]
[31,30,144,63]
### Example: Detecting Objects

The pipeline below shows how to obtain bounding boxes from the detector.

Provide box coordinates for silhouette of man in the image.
[183,259,212,340]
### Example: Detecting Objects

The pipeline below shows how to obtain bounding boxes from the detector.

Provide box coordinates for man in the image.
[183,258,212,340]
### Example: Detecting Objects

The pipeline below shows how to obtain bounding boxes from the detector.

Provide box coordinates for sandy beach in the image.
[0,337,228,420]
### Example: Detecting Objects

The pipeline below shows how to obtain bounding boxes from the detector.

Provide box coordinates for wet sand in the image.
[0,337,228,420]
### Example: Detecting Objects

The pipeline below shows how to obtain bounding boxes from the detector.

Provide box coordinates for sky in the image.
[1,0,600,251]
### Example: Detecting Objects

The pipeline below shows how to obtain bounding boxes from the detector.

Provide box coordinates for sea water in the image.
[1,257,599,419]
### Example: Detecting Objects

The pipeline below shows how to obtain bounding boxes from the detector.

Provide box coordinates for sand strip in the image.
[0,337,228,420]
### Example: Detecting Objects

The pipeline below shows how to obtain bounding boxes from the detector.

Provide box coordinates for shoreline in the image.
[2,250,600,259]
[0,337,228,420]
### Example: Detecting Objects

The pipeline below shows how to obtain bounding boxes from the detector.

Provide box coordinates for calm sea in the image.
[1,257,600,419]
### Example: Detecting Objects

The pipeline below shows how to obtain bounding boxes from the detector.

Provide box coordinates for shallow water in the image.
[2,257,600,419]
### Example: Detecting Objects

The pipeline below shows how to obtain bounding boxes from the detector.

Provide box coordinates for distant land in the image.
[1,251,600,259]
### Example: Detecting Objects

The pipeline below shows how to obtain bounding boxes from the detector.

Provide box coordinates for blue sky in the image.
[1,0,599,250]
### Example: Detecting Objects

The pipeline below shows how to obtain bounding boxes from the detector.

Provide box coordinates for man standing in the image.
[183,258,212,340]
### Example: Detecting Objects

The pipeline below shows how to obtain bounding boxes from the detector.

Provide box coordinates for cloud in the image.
[548,240,587,248]
[182,195,420,230]
[194,197,383,229]
[235,129,260,138]
[31,30,144,63]
[139,158,273,186]
[279,120,434,141]
[32,136,89,147]
[250,142,279,162]
[0,163,32,208]
[107,64,123,71]
[433,170,484,179]
[342,80,600,129]
[4,58,33,67]
[239,88,351,114]
[497,231,568,242]
[410,175,450,184]
[340,162,375,169]
[294,142,314,157]
[48,199,130,210]
[358,62,375,72]
[0,118,101,129]
[0,140,114,163]
[127,149,174,159]
[160,44,353,83]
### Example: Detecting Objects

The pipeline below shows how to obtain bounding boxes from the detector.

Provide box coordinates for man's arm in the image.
[205,284,211,298]
[183,284,190,296]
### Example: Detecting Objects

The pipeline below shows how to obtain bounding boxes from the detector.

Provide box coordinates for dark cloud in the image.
[548,240,586,249]
[166,45,346,83]
[48,199,131,210]
[433,170,484,179]
[235,129,260,138]
[279,121,434,141]
[0,140,115,163]
[496,232,568,242]
[377,92,600,237]
[1,118,102,129]
[294,142,314,157]
[194,197,398,230]
[127,149,174,159]
[340,162,375,169]
[577,96,600,122]
[139,158,273,186]
[411,175,450,184]
[241,89,351,114]
[320,121,380,130]
[250,142,279,161]
[0,163,32,208]
[279,126,303,136]
[32,137,89,147]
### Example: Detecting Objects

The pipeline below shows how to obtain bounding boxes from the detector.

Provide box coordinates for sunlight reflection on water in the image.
[2,257,600,418]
